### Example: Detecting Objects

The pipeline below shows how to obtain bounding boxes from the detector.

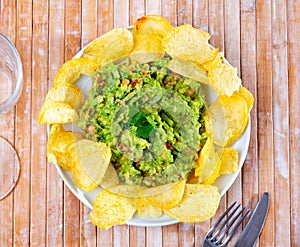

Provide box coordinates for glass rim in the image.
[0,33,23,113]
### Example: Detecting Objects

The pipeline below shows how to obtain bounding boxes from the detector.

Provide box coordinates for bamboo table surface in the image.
[0,0,299,246]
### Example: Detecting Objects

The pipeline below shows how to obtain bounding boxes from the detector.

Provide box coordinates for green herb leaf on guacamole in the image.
[129,110,157,139]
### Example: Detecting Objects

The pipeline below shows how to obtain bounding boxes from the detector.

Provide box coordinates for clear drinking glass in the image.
[0,33,23,200]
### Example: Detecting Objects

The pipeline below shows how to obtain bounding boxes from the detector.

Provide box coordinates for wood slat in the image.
[224,0,242,244]
[113,0,129,28]
[97,228,113,247]
[193,3,211,244]
[162,224,179,247]
[207,0,227,231]
[97,0,114,36]
[177,0,192,25]
[192,0,209,31]
[114,225,130,247]
[161,0,177,26]
[111,3,132,246]
[30,0,49,245]
[129,226,146,247]
[208,0,225,50]
[63,0,82,246]
[179,223,195,247]
[240,0,259,217]
[82,0,98,47]
[146,0,161,15]
[80,2,98,246]
[146,227,162,247]
[96,1,114,245]
[0,1,17,246]
[129,0,145,25]
[287,0,300,246]
[46,0,65,246]
[256,1,275,246]
[13,0,32,245]
[272,0,290,246]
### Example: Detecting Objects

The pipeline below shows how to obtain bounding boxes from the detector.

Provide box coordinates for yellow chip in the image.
[100,163,119,189]
[38,101,79,124]
[137,198,163,218]
[205,94,248,146]
[129,34,165,63]
[195,137,221,185]
[143,179,186,210]
[162,24,217,64]
[108,182,177,198]
[217,147,239,175]
[54,57,98,85]
[132,34,164,53]
[208,62,242,97]
[50,131,84,170]
[233,86,254,113]
[45,83,85,110]
[166,58,210,84]
[47,124,65,165]
[202,51,224,71]
[83,28,133,67]
[90,190,136,230]
[69,139,111,192]
[164,184,221,222]
[133,15,173,39]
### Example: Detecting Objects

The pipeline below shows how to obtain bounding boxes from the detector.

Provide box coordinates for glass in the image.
[0,33,23,200]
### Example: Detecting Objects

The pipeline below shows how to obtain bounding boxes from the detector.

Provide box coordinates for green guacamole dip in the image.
[78,57,207,187]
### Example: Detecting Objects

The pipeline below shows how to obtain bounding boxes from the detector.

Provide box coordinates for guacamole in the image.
[78,57,207,187]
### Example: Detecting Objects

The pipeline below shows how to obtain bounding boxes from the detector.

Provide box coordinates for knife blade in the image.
[234,192,270,247]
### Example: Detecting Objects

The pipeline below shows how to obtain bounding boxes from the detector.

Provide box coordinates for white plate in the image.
[54,40,251,227]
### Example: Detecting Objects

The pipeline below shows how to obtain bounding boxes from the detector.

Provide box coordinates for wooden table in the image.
[0,0,299,246]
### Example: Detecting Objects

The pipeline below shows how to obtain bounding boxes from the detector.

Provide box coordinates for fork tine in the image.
[206,201,237,238]
[221,208,251,246]
[210,203,241,241]
[215,207,245,244]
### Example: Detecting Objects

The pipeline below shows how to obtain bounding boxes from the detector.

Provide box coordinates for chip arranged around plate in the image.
[38,15,254,229]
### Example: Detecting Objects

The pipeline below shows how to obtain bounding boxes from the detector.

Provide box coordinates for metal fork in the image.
[202,201,251,247]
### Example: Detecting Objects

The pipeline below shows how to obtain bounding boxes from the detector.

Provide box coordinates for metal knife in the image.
[234,192,270,247]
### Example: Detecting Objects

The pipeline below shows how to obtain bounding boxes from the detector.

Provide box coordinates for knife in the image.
[234,192,270,247]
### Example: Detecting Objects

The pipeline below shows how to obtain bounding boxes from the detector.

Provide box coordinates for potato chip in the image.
[38,101,79,124]
[143,179,186,210]
[108,182,176,198]
[47,124,65,164]
[47,125,84,170]
[166,58,210,84]
[195,137,221,185]
[50,132,84,170]
[83,28,133,67]
[69,139,111,192]
[45,83,85,110]
[208,62,242,97]
[205,94,248,146]
[164,184,221,222]
[90,189,136,230]
[133,15,173,39]
[162,24,217,64]
[201,51,224,71]
[129,34,165,63]
[100,163,119,189]
[234,86,254,113]
[137,198,163,218]
[217,147,239,175]
[132,34,164,53]
[54,57,98,85]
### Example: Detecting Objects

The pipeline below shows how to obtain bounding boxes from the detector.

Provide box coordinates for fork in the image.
[202,201,251,247]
